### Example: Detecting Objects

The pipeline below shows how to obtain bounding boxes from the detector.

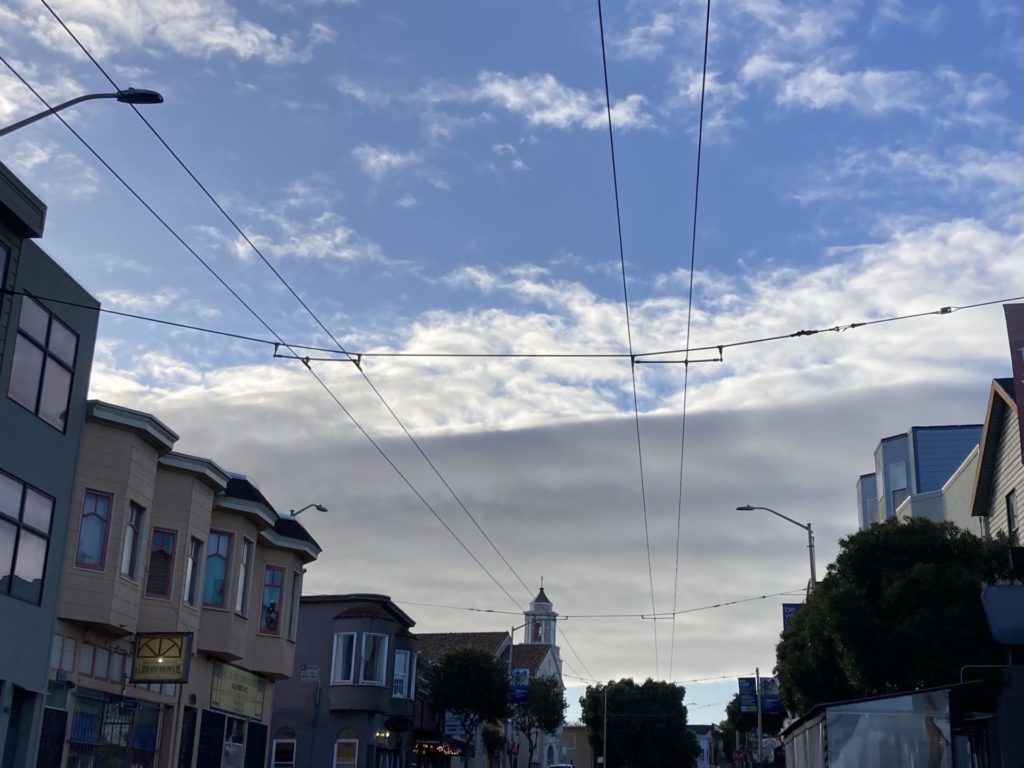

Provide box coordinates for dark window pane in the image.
[23,488,53,532]
[9,334,44,412]
[48,321,77,367]
[12,530,46,602]
[76,513,107,567]
[0,474,21,520]
[39,358,72,431]
[0,519,15,591]
[203,557,226,606]
[18,298,49,343]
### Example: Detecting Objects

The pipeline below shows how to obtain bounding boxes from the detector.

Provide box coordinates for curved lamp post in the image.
[0,88,164,138]
[736,504,817,593]
[290,503,328,516]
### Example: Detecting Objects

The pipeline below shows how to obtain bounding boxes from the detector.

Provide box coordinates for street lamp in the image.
[290,503,328,515]
[736,505,817,592]
[0,88,164,138]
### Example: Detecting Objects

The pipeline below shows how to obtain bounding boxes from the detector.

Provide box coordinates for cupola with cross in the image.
[524,580,558,645]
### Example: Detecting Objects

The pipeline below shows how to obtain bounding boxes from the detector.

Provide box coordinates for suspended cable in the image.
[670,0,712,682]
[0,53,524,612]
[595,0,659,679]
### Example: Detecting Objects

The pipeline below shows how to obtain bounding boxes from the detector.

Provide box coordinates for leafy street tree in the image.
[724,692,787,737]
[776,517,1010,715]
[580,678,702,768]
[426,647,509,765]
[510,676,568,768]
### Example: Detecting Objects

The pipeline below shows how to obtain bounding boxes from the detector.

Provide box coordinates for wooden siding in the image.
[985,405,1023,537]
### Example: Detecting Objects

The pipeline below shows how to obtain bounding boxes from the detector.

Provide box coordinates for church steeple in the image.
[525,579,557,645]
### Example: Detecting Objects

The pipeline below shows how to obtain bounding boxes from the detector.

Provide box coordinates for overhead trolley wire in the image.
[595,0,660,679]
[5,290,1017,362]
[0,53,525,613]
[37,0,535,604]
[670,0,713,682]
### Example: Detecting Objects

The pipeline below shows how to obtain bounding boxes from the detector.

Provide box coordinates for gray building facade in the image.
[0,161,99,768]
[271,595,418,768]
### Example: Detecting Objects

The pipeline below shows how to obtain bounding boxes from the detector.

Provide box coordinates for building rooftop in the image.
[416,632,509,665]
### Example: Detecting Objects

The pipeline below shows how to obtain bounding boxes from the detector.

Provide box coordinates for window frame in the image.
[271,739,296,768]
[183,537,203,609]
[330,632,356,684]
[360,633,388,686]
[144,527,177,599]
[333,739,358,768]
[258,565,286,636]
[288,570,302,641]
[392,649,411,699]
[0,468,55,605]
[7,294,78,433]
[202,529,233,609]
[74,489,113,572]
[120,502,146,582]
[235,538,254,617]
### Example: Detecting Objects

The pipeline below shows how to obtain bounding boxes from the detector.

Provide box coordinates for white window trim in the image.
[334,739,358,768]
[235,538,254,617]
[360,633,388,686]
[331,633,356,684]
[392,650,410,699]
[271,739,297,768]
[288,571,302,641]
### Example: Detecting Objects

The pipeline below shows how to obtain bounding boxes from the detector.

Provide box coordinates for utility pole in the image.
[755,667,763,765]
[602,684,608,768]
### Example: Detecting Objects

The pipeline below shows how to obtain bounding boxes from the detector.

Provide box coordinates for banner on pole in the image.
[738,677,757,713]
[759,677,781,715]
[782,603,802,632]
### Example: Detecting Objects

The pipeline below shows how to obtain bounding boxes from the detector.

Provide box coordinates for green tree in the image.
[724,693,787,737]
[776,518,1009,715]
[580,678,701,768]
[510,676,567,768]
[426,647,509,765]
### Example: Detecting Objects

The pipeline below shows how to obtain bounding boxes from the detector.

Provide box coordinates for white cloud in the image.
[669,67,746,137]
[7,0,330,65]
[5,139,100,199]
[351,144,420,180]
[395,195,419,208]
[614,12,675,60]
[474,72,655,131]
[97,288,181,312]
[776,65,925,113]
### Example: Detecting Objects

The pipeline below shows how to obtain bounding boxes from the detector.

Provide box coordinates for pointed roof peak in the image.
[534,586,551,605]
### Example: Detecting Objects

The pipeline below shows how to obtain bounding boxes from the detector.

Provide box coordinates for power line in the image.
[7,290,1017,364]
[0,53,525,612]
[671,0,713,682]
[595,0,660,679]
[37,0,534,606]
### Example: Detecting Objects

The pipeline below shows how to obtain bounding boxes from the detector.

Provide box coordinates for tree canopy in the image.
[776,517,1009,714]
[511,676,567,767]
[426,646,509,759]
[580,678,701,768]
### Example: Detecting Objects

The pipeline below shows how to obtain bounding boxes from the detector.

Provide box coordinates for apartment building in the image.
[271,594,419,768]
[0,162,99,768]
[44,401,320,768]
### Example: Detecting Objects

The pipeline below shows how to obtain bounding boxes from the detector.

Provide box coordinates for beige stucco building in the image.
[42,401,320,768]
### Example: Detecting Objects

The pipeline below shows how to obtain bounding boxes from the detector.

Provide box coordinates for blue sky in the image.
[1,0,1022,726]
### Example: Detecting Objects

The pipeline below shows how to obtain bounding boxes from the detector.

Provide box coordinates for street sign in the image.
[300,665,320,683]
[121,698,138,711]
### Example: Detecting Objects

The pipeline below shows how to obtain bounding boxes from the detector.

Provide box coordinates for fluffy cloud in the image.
[351,144,421,179]
[7,0,330,65]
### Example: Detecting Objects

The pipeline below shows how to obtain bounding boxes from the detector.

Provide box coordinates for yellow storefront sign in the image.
[211,662,266,719]
[132,633,193,683]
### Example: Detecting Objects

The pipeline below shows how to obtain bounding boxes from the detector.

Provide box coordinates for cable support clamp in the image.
[939,306,953,314]
[353,353,362,370]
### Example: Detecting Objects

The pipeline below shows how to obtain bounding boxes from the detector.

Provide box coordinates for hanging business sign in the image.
[782,603,802,632]
[211,662,266,719]
[131,632,193,683]
[738,678,757,713]
[1005,304,1024,465]
[511,667,530,703]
